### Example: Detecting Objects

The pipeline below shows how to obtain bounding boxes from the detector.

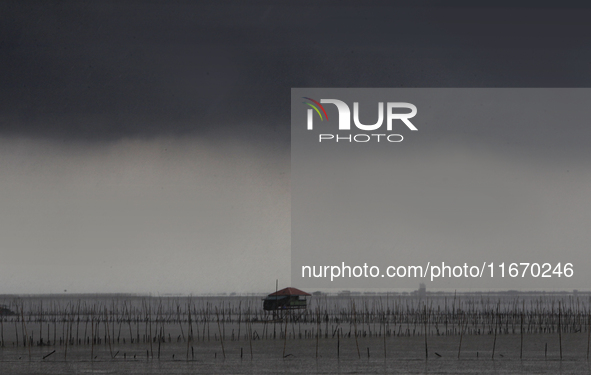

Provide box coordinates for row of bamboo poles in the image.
[1,295,590,361]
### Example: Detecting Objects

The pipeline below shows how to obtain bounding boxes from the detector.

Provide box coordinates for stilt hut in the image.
[263,287,311,311]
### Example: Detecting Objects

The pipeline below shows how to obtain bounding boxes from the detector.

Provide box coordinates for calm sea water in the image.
[2,294,591,374]
[1,335,591,374]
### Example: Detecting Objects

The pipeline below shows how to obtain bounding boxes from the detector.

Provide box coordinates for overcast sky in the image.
[1,1,591,294]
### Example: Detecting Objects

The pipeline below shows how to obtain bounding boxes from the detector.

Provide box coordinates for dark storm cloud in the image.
[2,1,591,142]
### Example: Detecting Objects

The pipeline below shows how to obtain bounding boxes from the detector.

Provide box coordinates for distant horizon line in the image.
[1,289,589,298]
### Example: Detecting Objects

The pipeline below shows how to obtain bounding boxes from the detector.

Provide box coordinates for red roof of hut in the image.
[268,287,311,297]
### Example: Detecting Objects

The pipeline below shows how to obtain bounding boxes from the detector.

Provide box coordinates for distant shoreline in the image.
[1,290,590,299]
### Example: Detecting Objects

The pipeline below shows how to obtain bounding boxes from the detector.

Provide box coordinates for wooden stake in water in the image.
[105,308,113,358]
[149,303,153,359]
[0,307,4,347]
[424,304,428,360]
[337,326,340,359]
[282,311,288,358]
[158,327,162,359]
[458,310,467,359]
[237,301,241,342]
[39,300,43,346]
[248,314,253,360]
[558,301,563,360]
[76,301,80,346]
[186,301,192,360]
[316,307,320,358]
[353,301,360,359]
[492,302,498,360]
[520,312,524,359]
[64,312,69,361]
[274,280,278,340]
[545,343,547,360]
[14,316,18,348]
[384,312,387,359]
[587,312,590,360]
[215,306,226,359]
[91,311,94,361]
[21,305,30,361]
